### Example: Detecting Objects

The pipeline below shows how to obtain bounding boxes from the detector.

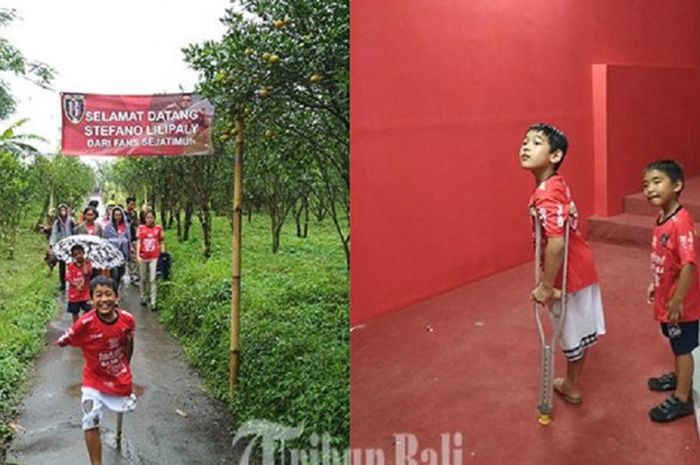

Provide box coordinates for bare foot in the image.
[553,377,582,404]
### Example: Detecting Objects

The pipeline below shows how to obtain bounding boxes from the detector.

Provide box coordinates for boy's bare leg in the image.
[566,352,586,396]
[554,352,586,400]
[72,314,79,323]
[675,353,694,402]
[84,428,102,465]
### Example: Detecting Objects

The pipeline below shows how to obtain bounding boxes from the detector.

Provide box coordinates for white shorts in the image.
[81,387,136,431]
[550,283,606,361]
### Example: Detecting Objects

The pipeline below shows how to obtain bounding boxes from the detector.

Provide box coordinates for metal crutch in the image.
[533,209,570,426]
[116,412,123,448]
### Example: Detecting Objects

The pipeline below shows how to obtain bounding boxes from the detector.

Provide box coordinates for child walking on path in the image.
[55,275,136,465]
[519,123,606,404]
[643,160,700,423]
[65,244,93,323]
[136,210,165,311]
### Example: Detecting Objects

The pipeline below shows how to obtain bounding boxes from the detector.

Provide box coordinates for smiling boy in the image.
[55,275,136,465]
[643,160,700,423]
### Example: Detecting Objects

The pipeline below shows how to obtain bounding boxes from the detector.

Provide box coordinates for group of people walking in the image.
[44,194,166,465]
[47,196,165,313]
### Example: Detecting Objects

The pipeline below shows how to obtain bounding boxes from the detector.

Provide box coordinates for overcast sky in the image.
[2,0,231,154]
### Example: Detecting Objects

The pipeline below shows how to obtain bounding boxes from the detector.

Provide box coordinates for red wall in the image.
[594,65,700,216]
[350,0,700,324]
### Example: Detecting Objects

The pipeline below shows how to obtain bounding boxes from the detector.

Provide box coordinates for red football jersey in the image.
[650,207,700,322]
[137,224,163,260]
[66,261,93,303]
[529,174,599,293]
[57,309,135,396]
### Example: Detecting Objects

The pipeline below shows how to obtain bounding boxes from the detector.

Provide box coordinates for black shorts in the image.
[67,300,92,315]
[661,321,700,356]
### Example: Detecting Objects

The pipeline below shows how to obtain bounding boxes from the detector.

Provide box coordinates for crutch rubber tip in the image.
[538,415,552,426]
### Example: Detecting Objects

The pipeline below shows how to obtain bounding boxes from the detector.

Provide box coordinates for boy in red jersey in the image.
[55,275,136,465]
[643,160,700,422]
[65,244,93,323]
[520,123,606,404]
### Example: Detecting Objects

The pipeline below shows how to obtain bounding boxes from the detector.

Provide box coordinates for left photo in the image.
[0,1,349,464]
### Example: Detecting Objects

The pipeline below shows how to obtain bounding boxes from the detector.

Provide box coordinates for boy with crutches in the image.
[520,123,606,417]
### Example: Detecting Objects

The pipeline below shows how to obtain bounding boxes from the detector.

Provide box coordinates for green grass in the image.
[159,214,349,448]
[0,227,57,455]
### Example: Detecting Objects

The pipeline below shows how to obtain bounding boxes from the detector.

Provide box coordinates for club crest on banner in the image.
[63,94,86,124]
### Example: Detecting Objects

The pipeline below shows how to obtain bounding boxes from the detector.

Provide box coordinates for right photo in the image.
[350,1,700,463]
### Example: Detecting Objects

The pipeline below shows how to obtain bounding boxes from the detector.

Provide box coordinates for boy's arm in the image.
[532,236,565,303]
[54,319,85,347]
[125,337,134,363]
[125,316,135,363]
[666,263,696,321]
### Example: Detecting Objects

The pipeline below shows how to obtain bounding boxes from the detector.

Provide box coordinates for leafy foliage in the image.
[0,8,55,119]
[158,214,349,448]
[0,221,57,454]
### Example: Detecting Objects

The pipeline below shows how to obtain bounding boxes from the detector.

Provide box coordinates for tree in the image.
[0,150,29,258]
[0,8,55,119]
[183,0,349,266]
[29,154,96,225]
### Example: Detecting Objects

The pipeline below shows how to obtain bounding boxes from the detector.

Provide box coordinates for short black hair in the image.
[70,244,85,254]
[87,200,99,208]
[644,159,685,193]
[126,196,136,204]
[89,275,119,296]
[83,206,98,217]
[527,123,569,171]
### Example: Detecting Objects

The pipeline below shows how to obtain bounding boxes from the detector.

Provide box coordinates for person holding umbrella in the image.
[50,203,75,291]
[104,206,131,287]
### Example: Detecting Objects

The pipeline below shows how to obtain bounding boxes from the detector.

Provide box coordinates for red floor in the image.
[351,242,700,465]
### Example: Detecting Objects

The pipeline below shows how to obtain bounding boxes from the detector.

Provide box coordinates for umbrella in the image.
[52,234,125,269]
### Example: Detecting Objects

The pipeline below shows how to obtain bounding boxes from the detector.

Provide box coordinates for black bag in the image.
[156,252,171,280]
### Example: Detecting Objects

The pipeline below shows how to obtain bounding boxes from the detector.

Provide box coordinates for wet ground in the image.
[6,275,239,465]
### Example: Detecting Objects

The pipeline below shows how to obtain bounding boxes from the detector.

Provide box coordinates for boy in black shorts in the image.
[66,244,93,323]
[643,160,700,422]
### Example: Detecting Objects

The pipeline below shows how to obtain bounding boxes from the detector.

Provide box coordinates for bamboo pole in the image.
[230,117,244,392]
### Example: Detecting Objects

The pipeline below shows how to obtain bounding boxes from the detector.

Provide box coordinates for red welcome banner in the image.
[61,93,215,156]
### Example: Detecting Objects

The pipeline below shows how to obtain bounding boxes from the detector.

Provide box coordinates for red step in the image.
[588,213,655,248]
[589,176,700,247]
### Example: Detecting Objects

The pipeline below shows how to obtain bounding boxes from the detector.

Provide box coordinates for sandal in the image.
[648,372,676,391]
[553,378,582,404]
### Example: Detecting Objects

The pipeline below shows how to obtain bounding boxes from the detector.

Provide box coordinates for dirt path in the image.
[6,277,239,465]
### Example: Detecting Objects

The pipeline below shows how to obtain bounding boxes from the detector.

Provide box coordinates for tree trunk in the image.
[175,208,182,239]
[270,206,281,253]
[294,200,303,238]
[183,203,194,241]
[160,197,168,232]
[198,208,212,258]
[35,195,50,229]
[303,196,309,238]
